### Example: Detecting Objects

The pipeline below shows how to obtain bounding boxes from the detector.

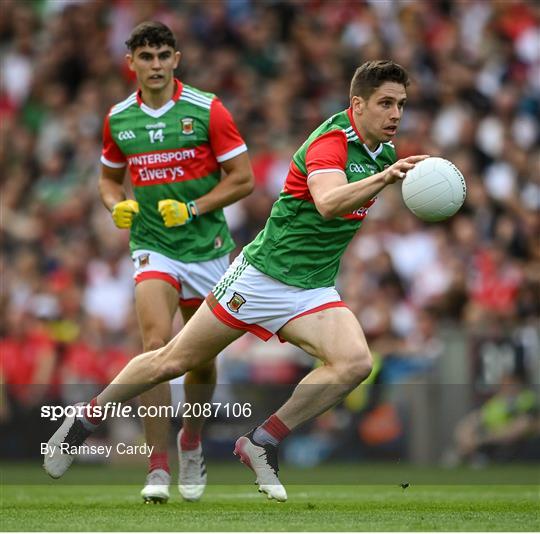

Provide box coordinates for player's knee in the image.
[350,358,373,384]
[154,357,186,382]
[146,347,187,383]
[335,349,372,384]
[147,336,211,382]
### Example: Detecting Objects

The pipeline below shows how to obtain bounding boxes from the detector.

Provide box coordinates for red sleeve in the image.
[305,130,348,179]
[100,114,127,168]
[208,98,247,163]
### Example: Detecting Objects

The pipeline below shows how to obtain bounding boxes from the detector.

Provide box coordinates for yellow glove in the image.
[111,200,139,229]
[158,199,198,227]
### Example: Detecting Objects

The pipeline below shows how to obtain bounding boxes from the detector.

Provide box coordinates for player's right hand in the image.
[383,155,430,185]
[111,199,139,229]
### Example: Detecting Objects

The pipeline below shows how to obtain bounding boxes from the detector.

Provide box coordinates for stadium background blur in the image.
[1,0,539,468]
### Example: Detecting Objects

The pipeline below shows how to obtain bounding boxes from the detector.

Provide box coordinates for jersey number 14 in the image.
[149,129,164,143]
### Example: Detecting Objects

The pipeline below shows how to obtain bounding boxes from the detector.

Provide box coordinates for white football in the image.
[402,157,466,222]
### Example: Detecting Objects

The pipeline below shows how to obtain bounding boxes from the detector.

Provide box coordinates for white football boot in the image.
[233,430,287,502]
[177,429,207,501]
[43,405,92,479]
[141,469,171,504]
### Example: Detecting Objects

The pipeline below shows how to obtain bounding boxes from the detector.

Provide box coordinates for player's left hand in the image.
[158,199,198,227]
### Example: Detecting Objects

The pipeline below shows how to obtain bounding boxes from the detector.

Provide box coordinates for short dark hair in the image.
[125,21,176,53]
[350,60,409,100]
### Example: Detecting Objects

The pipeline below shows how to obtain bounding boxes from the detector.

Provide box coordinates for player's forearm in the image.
[315,171,387,219]
[99,176,126,212]
[193,171,254,216]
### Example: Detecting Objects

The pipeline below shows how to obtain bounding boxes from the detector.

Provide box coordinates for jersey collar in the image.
[136,79,183,118]
[347,107,365,143]
[347,107,383,159]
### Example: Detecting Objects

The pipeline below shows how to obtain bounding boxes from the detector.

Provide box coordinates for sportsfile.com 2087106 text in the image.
[40,402,253,422]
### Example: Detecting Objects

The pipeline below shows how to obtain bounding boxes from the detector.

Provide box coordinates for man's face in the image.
[352,82,407,146]
[127,44,180,92]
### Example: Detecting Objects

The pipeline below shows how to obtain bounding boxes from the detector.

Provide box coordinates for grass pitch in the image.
[1,463,539,531]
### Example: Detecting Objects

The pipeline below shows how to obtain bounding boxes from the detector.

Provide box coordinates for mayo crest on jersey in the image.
[101,79,247,262]
[244,108,397,289]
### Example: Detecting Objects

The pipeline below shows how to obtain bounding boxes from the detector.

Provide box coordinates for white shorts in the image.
[207,253,346,342]
[132,249,229,308]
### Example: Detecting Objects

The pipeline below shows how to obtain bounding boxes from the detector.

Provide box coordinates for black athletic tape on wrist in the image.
[187,200,199,219]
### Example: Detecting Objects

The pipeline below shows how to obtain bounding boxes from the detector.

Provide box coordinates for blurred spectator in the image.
[452,372,540,465]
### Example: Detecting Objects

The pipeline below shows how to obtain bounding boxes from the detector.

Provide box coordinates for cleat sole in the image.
[143,497,168,504]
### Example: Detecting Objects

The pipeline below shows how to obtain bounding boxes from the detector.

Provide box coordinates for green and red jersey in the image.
[101,79,247,262]
[244,108,397,289]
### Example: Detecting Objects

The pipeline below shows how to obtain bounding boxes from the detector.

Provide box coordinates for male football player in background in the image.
[99,21,253,502]
[45,60,427,502]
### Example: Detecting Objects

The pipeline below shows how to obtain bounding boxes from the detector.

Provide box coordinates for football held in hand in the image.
[402,157,466,222]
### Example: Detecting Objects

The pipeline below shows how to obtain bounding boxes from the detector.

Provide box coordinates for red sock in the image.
[261,414,290,443]
[148,451,170,474]
[83,398,104,427]
[180,427,201,451]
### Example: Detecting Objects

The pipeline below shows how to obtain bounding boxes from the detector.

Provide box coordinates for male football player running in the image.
[45,60,427,502]
[99,21,253,502]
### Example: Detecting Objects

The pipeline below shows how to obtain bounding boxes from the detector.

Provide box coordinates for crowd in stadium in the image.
[1,1,538,458]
